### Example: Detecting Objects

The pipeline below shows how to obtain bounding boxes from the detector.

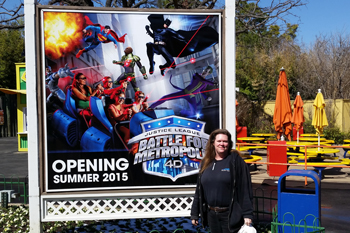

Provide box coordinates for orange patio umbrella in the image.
[236,100,239,127]
[291,92,305,143]
[312,89,328,148]
[273,68,292,141]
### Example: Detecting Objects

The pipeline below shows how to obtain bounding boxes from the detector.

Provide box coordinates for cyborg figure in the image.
[46,63,75,108]
[113,47,147,92]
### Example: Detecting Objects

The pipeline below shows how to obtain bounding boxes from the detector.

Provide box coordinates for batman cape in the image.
[147,14,218,57]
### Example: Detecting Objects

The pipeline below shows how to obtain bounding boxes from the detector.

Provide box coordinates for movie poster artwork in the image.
[42,9,221,192]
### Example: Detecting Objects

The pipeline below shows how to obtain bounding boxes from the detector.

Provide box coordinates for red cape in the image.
[84,15,126,43]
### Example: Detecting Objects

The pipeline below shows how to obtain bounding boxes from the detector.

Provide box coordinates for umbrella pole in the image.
[318,134,320,150]
[297,130,299,143]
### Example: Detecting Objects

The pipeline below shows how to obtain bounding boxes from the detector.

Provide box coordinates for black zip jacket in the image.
[190,151,253,232]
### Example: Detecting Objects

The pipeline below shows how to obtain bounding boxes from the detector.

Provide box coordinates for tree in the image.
[236,0,305,36]
[0,0,25,29]
[46,0,219,8]
[0,23,25,88]
[296,33,350,100]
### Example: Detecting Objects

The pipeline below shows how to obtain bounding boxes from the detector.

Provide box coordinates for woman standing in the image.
[191,129,253,233]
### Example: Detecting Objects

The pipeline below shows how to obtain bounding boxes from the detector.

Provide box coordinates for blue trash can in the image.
[277,169,321,233]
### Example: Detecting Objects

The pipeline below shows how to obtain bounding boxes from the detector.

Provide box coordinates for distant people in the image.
[131,91,149,116]
[72,72,104,120]
[191,129,253,233]
[108,91,132,143]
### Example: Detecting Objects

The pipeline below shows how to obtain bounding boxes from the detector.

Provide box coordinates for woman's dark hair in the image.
[200,129,235,173]
[72,72,89,94]
[113,90,125,104]
[102,76,112,88]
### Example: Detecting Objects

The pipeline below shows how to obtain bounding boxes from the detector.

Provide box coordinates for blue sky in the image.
[9,0,349,48]
[285,0,350,46]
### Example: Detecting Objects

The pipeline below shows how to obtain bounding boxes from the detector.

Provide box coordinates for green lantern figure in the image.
[113,47,147,92]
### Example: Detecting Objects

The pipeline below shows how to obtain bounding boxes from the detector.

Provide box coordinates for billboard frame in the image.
[26,1,236,229]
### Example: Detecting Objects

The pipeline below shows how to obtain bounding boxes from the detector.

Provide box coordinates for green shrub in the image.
[302,119,315,134]
[324,127,345,144]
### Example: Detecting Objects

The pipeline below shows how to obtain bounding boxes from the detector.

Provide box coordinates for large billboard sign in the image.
[41,8,222,192]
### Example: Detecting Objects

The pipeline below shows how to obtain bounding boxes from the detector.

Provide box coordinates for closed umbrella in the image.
[236,100,239,127]
[273,68,292,141]
[291,92,305,143]
[312,89,328,149]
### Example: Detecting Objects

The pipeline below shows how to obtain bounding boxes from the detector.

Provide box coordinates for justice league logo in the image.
[129,116,209,181]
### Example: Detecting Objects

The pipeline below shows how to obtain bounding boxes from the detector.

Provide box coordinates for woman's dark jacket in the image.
[190,151,253,232]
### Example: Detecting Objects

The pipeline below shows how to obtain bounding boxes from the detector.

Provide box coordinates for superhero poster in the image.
[41,9,222,192]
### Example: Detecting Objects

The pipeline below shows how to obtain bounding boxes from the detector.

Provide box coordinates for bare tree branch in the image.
[0,1,24,29]
[236,0,306,36]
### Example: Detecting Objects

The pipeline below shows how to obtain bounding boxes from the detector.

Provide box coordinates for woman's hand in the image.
[143,102,149,109]
[127,108,132,116]
[97,84,104,91]
[122,82,128,89]
[244,218,252,226]
[191,219,198,226]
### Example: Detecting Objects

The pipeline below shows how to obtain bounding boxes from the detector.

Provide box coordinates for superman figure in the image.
[76,16,127,58]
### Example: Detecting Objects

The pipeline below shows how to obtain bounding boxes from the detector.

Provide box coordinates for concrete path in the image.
[0,137,27,178]
[0,137,349,232]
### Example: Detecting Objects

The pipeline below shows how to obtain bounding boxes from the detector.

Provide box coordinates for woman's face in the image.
[117,93,125,104]
[213,134,229,156]
[77,75,87,85]
[107,78,113,89]
[136,93,145,103]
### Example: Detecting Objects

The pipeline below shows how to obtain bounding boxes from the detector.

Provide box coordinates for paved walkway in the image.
[0,137,349,232]
[248,149,350,233]
[0,137,27,178]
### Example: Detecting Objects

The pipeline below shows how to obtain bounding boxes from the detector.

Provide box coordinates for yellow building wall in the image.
[16,63,27,151]
[264,99,350,132]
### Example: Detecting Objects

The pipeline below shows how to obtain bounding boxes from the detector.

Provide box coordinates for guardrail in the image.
[237,142,350,184]
[0,174,28,206]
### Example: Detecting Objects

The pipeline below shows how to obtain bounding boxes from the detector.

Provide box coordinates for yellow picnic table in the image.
[344,139,350,143]
[299,148,340,159]
[241,155,263,162]
[251,133,276,140]
[240,155,263,170]
[300,134,325,137]
[299,148,340,154]
[342,144,350,158]
[237,137,265,143]
[236,145,267,156]
[298,137,327,142]
[288,160,349,179]
[285,141,315,152]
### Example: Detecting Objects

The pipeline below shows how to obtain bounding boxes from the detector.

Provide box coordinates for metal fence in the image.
[0,94,18,137]
[0,174,28,205]
[0,177,278,224]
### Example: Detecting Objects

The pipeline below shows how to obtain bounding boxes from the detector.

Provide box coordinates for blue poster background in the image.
[43,10,221,192]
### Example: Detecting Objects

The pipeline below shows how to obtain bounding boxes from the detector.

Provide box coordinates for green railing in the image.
[253,187,278,223]
[271,206,325,233]
[0,174,28,205]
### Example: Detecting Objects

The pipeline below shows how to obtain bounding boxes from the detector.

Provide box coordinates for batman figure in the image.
[145,14,219,76]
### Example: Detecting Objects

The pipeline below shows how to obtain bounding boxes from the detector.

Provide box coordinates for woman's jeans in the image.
[207,209,233,233]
